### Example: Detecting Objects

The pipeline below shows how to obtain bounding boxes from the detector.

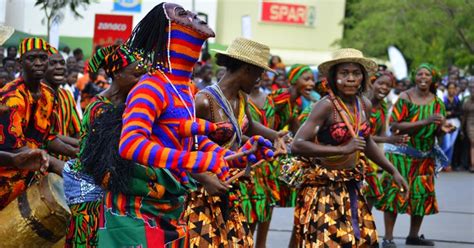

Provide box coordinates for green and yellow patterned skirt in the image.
[376,153,438,216]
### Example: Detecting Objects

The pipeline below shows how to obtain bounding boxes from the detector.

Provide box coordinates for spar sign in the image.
[260,1,315,26]
[93,14,133,49]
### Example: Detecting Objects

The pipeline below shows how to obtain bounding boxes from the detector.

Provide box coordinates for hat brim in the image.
[212,49,277,74]
[318,57,377,77]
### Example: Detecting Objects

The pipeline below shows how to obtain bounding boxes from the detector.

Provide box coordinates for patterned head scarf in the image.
[88,45,142,77]
[411,63,441,84]
[287,64,312,85]
[19,37,54,57]
[371,70,395,86]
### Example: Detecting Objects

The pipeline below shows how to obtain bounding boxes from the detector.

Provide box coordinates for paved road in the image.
[265,171,474,248]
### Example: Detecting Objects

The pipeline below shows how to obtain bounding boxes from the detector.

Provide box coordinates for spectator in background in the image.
[462,79,474,172]
[269,55,282,70]
[195,64,213,90]
[6,45,17,59]
[66,56,77,74]
[458,77,470,101]
[441,82,462,170]
[2,57,16,81]
[0,46,4,64]
[271,68,288,91]
[386,77,410,107]
[0,68,9,87]
[73,48,84,63]
[60,46,71,59]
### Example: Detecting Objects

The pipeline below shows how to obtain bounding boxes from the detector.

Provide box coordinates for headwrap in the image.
[287,64,312,85]
[371,70,395,86]
[88,45,142,77]
[19,37,54,57]
[411,63,441,84]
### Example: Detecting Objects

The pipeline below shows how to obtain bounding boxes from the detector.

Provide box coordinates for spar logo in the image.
[97,22,128,31]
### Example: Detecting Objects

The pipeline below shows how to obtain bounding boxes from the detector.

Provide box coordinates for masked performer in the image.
[112,3,253,247]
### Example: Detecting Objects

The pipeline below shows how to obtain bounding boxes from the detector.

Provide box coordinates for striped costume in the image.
[107,22,232,247]
[51,88,81,161]
[376,97,445,216]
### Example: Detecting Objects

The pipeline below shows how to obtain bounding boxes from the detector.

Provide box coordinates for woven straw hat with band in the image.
[318,48,377,77]
[212,37,276,74]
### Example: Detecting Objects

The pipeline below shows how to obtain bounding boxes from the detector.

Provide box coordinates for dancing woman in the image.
[291,48,408,247]
[63,44,144,247]
[185,37,281,248]
[377,63,454,247]
[115,3,260,247]
[364,71,409,209]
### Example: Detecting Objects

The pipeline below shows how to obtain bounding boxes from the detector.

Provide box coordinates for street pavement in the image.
[265,171,474,248]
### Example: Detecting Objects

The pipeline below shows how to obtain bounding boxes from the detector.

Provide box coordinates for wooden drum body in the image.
[0,173,71,247]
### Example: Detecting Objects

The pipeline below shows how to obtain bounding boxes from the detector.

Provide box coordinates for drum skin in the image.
[0,173,71,247]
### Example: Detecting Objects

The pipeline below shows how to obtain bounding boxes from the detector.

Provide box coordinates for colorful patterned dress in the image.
[0,78,57,208]
[184,87,253,248]
[362,101,386,200]
[64,95,110,247]
[269,88,303,207]
[240,96,280,223]
[376,97,445,216]
[294,97,379,247]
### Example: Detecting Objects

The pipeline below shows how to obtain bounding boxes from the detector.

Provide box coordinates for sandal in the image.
[405,234,434,246]
[382,239,397,248]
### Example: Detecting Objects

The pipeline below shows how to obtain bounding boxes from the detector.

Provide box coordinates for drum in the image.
[0,173,71,247]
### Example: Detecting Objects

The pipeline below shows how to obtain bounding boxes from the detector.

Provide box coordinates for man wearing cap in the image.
[0,37,69,209]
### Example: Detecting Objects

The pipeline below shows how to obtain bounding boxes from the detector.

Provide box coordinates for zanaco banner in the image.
[93,14,133,50]
[260,1,315,27]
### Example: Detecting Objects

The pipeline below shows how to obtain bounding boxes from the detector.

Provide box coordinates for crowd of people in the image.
[0,2,473,248]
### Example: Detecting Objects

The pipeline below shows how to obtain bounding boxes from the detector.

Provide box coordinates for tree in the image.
[35,0,93,41]
[340,0,474,74]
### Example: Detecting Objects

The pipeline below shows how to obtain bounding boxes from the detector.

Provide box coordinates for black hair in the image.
[201,52,211,61]
[82,104,135,193]
[127,3,169,70]
[327,62,368,96]
[7,46,16,51]
[268,55,281,66]
[62,46,70,53]
[73,48,83,56]
[215,53,246,73]
[446,82,457,89]
[2,57,15,65]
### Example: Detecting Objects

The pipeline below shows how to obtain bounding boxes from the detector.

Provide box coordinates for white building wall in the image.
[2,0,217,40]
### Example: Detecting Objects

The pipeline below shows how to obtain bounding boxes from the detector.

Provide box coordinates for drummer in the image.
[0,37,65,209]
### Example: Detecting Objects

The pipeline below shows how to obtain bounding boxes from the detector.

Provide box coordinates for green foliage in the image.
[340,0,474,74]
[34,0,93,40]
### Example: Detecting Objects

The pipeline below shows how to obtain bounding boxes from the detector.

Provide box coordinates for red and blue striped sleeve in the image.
[119,80,227,179]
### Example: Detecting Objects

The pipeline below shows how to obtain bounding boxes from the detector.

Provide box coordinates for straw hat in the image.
[212,37,276,73]
[318,48,377,76]
[0,25,14,46]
